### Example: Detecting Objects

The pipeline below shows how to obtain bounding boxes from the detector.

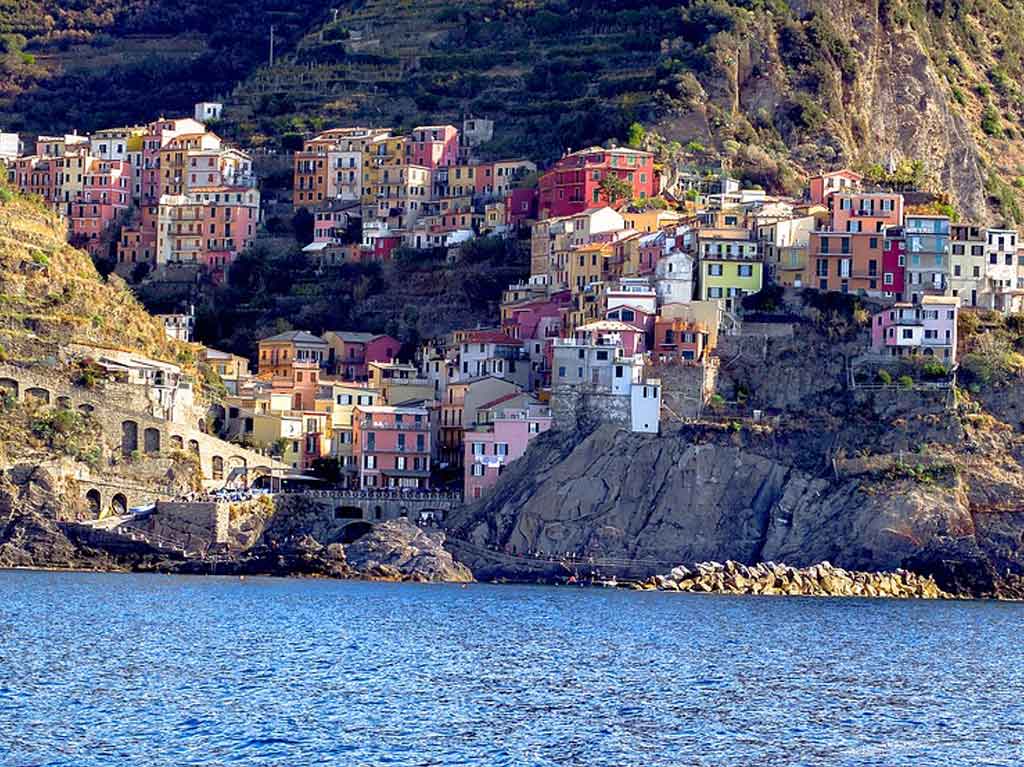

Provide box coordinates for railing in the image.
[359,419,429,431]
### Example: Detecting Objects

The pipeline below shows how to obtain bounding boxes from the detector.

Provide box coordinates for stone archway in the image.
[121,420,139,456]
[339,520,373,544]
[110,493,128,516]
[25,387,51,404]
[211,455,224,481]
[56,396,72,410]
[143,427,161,454]
[188,439,200,455]
[86,489,102,518]
[78,403,95,415]
[0,378,18,398]
[170,435,184,450]
[334,505,363,520]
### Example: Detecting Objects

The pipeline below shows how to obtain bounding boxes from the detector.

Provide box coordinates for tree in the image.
[626,122,646,148]
[599,173,632,204]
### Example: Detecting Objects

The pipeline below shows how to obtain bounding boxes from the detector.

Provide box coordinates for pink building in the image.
[882,226,906,299]
[575,320,646,356]
[352,404,433,489]
[464,402,552,500]
[808,169,863,206]
[69,158,132,256]
[407,125,459,169]
[870,295,959,363]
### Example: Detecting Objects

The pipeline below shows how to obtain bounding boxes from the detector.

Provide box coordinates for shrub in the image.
[897,375,914,389]
[31,250,49,266]
[0,187,12,204]
[877,369,892,385]
[921,360,948,380]
[981,105,1003,137]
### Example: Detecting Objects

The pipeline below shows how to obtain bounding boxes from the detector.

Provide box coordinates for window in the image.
[529,422,540,434]
[708,264,723,276]
[496,443,509,457]
[708,287,723,298]
[471,464,485,477]
[472,442,485,456]
[364,455,376,469]
[738,264,753,277]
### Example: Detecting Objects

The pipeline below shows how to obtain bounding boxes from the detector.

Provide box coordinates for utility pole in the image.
[269,25,275,68]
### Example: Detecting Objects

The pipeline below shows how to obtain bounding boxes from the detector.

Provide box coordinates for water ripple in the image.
[0,572,1021,766]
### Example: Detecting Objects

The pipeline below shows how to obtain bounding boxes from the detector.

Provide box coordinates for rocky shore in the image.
[636,560,950,599]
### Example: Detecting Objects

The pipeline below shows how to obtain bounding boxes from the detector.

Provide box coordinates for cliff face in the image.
[449,316,1024,597]
[448,423,1024,596]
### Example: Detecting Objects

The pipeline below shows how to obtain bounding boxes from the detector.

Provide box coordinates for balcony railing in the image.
[359,419,429,431]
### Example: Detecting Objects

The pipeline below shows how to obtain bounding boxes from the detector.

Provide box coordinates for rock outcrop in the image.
[345,520,473,583]
[640,560,949,599]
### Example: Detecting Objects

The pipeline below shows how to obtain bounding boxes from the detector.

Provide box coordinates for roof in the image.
[463,331,523,346]
[260,330,328,345]
[356,404,429,415]
[921,295,960,306]
[578,320,639,333]
[478,391,528,410]
[328,331,376,343]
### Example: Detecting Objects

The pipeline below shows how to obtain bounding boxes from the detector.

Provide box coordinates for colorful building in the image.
[538,146,657,219]
[352,404,433,489]
[464,402,552,500]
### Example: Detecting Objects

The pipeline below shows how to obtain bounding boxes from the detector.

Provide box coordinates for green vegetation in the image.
[877,369,893,385]
[28,404,100,466]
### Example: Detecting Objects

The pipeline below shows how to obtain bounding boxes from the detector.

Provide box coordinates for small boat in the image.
[599,577,619,588]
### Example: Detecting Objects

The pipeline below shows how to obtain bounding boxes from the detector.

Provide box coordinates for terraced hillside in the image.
[0,185,186,365]
[3,0,1024,219]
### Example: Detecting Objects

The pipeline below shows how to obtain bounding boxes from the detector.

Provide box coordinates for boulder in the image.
[345,519,473,583]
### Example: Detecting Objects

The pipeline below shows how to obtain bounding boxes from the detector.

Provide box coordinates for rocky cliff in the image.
[448,313,1024,598]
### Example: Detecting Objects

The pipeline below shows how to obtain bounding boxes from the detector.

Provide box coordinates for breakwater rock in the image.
[640,560,950,599]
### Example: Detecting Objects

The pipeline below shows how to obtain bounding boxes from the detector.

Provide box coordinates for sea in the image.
[0,570,1021,766]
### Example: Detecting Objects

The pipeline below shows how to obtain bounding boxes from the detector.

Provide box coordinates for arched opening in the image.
[169,435,184,450]
[399,506,409,518]
[0,378,19,398]
[143,427,161,454]
[86,489,102,518]
[188,439,200,455]
[56,396,72,410]
[197,418,206,433]
[334,506,363,520]
[121,420,139,456]
[211,455,224,480]
[339,521,373,544]
[226,456,248,487]
[111,493,128,516]
[77,403,95,415]
[373,505,383,520]
[25,387,51,405]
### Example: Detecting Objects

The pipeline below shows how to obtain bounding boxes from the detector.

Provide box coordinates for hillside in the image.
[0,0,329,131]
[0,185,187,364]
[4,1,1024,221]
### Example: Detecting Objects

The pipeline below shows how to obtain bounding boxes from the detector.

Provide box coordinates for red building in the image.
[538,146,657,219]
[505,188,539,229]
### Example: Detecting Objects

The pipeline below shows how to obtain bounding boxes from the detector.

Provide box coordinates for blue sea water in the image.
[0,570,1021,766]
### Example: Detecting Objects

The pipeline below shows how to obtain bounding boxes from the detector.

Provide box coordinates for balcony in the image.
[359,419,429,431]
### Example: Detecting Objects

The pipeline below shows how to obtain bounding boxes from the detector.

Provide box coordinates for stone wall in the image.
[0,360,285,493]
[550,385,631,433]
[648,359,719,420]
[138,502,230,553]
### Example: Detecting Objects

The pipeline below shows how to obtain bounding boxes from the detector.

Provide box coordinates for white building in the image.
[655,250,695,305]
[0,132,21,162]
[194,102,224,124]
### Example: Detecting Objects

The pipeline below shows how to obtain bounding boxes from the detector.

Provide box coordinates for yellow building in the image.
[368,361,434,405]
